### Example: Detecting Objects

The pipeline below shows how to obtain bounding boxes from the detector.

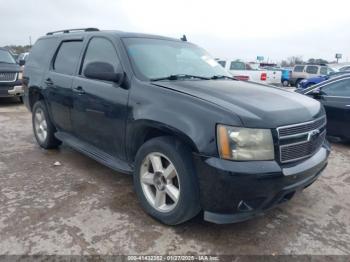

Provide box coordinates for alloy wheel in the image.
[34,108,48,143]
[140,152,180,212]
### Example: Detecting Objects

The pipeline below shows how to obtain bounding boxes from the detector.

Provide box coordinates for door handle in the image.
[73,86,85,94]
[44,78,54,86]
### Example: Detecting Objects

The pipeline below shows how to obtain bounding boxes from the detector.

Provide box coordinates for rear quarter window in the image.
[26,38,57,69]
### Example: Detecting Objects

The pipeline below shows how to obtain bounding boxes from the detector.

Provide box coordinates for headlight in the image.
[217,125,274,161]
[18,72,23,80]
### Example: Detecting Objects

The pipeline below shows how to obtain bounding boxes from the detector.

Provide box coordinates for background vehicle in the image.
[217,59,282,85]
[17,52,30,67]
[24,28,330,225]
[338,65,350,72]
[0,47,24,101]
[297,75,350,141]
[290,64,333,87]
[298,71,350,89]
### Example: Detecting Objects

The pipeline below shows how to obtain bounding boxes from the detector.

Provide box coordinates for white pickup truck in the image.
[217,59,282,85]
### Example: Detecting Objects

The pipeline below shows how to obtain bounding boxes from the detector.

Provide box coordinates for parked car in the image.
[338,65,350,72]
[298,71,350,89]
[0,47,24,101]
[290,64,333,87]
[217,59,282,85]
[296,75,350,141]
[23,28,330,225]
[261,66,291,86]
[17,52,30,67]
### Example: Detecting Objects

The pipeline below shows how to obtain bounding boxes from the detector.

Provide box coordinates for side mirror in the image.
[19,59,25,66]
[311,89,322,98]
[84,62,124,85]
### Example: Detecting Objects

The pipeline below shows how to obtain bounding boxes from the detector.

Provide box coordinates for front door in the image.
[318,78,350,138]
[71,37,128,160]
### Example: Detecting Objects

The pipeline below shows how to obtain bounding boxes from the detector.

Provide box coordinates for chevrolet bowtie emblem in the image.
[307,129,320,141]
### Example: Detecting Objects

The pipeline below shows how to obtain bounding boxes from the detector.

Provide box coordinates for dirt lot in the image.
[0,98,350,255]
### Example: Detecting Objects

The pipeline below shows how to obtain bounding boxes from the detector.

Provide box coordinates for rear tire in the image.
[134,136,201,225]
[282,80,289,87]
[32,100,61,149]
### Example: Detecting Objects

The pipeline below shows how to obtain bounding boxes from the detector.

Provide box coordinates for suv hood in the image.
[0,63,20,72]
[152,80,323,128]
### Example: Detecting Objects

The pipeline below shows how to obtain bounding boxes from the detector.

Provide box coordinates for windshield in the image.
[0,49,16,64]
[122,38,230,80]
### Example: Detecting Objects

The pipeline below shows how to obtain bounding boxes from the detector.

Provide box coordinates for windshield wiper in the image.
[210,75,237,80]
[151,74,210,81]
[0,61,15,64]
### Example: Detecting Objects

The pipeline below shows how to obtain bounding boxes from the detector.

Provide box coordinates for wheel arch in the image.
[28,86,45,111]
[126,120,199,163]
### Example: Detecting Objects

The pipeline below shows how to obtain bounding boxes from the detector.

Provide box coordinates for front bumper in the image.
[193,142,330,224]
[0,81,24,97]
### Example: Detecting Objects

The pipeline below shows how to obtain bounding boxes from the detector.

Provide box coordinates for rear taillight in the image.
[260,73,267,81]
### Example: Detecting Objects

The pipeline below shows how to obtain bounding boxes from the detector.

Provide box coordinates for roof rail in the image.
[46,28,99,35]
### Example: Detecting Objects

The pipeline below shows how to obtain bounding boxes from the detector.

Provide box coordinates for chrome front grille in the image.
[0,72,17,82]
[277,116,327,163]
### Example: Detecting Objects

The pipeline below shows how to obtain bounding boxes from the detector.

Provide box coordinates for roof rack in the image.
[46,28,99,35]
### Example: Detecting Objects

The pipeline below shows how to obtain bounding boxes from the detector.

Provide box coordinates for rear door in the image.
[317,78,350,138]
[45,40,84,132]
[71,36,128,160]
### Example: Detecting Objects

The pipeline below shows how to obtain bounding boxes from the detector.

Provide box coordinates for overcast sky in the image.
[1,0,350,62]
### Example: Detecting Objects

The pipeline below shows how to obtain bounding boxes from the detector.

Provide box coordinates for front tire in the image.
[134,136,200,225]
[32,100,61,149]
[295,79,303,88]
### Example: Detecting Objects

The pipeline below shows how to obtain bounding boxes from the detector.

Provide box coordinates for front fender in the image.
[126,81,242,160]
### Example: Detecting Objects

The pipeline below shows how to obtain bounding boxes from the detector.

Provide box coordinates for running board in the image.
[55,131,133,174]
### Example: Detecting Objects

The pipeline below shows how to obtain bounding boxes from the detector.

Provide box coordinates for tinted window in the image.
[322,79,350,96]
[339,66,350,72]
[230,61,245,70]
[53,41,83,75]
[82,38,121,75]
[27,38,57,69]
[294,65,304,72]
[218,60,226,68]
[320,67,328,75]
[306,65,318,74]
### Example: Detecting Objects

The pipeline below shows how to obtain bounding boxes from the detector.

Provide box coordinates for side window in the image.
[218,60,226,68]
[340,66,350,72]
[26,38,57,69]
[81,37,121,75]
[294,65,304,72]
[322,79,350,96]
[53,41,83,75]
[320,67,328,75]
[305,65,318,74]
[230,61,245,70]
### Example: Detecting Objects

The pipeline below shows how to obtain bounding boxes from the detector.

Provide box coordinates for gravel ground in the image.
[0,98,349,256]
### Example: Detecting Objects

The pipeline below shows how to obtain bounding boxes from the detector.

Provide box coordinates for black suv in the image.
[23,28,330,225]
[0,47,24,101]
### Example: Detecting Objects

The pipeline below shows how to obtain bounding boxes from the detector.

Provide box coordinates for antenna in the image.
[181,35,187,42]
